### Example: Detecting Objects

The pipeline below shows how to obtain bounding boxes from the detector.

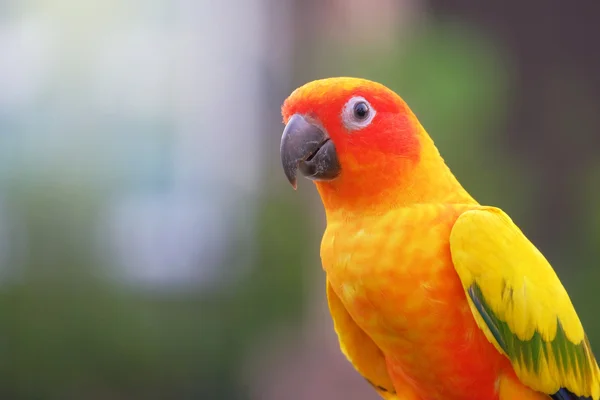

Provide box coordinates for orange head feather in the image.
[280,77,474,214]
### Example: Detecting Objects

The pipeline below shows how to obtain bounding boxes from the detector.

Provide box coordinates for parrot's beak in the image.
[280,114,341,189]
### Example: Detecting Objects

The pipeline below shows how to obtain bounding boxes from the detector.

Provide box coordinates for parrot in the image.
[278,77,600,400]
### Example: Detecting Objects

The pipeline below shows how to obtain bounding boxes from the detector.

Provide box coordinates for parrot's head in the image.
[280,77,472,213]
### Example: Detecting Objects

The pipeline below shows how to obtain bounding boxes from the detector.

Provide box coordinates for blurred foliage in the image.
[0,183,311,399]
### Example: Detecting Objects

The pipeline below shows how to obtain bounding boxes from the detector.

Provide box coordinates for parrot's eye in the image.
[342,96,376,131]
[353,102,369,119]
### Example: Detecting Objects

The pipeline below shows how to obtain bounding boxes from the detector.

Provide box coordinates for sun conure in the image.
[279,77,600,400]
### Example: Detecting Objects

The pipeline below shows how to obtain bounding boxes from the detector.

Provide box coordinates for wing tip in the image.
[551,388,593,400]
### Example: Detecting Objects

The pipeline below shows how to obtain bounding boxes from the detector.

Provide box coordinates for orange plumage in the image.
[279,77,599,400]
[323,203,541,400]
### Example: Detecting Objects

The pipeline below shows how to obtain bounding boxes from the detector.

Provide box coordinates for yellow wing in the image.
[449,207,600,399]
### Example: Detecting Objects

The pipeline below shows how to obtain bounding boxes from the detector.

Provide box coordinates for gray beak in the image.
[280,114,341,189]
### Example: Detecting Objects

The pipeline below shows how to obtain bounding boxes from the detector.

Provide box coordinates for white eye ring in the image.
[341,96,376,131]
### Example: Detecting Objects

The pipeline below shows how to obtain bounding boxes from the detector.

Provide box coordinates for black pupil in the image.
[353,102,369,119]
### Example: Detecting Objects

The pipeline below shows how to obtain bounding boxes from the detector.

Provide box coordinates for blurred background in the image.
[0,0,599,399]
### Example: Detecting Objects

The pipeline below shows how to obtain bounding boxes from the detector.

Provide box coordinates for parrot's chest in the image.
[321,206,468,338]
[321,205,503,399]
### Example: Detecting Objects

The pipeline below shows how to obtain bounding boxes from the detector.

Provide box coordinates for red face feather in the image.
[281,77,473,213]
[282,77,421,163]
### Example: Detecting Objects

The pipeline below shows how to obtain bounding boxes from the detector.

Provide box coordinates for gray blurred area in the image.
[0,0,599,399]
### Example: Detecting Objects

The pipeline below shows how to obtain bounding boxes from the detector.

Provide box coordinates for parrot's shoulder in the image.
[381,202,480,226]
